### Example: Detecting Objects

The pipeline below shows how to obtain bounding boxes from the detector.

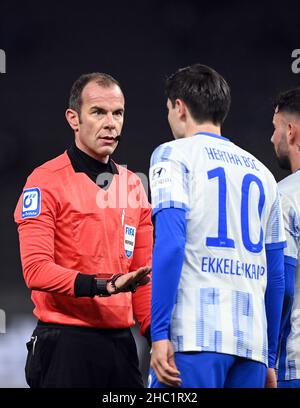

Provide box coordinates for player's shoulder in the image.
[278,171,300,196]
[151,139,188,165]
[27,152,71,184]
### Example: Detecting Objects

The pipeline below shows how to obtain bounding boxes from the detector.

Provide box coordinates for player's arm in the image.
[264,189,286,374]
[149,145,189,387]
[279,194,299,333]
[151,208,186,341]
[151,207,186,387]
[265,246,285,369]
[280,260,296,331]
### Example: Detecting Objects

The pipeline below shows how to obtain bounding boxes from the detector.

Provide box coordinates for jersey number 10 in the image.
[206,167,265,254]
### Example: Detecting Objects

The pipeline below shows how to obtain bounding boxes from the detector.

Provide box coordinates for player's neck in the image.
[291,156,300,173]
[185,122,221,138]
[288,142,300,172]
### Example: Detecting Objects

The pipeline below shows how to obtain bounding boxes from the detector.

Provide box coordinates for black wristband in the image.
[74,273,96,297]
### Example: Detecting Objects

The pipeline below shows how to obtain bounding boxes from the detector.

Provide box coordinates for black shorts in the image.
[25,322,144,388]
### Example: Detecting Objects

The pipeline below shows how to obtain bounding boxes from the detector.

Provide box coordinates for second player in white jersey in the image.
[271,87,300,387]
[277,172,300,379]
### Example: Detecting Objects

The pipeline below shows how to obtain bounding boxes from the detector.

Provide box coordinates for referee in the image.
[14,73,153,388]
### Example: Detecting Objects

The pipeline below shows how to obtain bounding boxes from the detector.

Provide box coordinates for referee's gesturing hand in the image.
[107,266,151,295]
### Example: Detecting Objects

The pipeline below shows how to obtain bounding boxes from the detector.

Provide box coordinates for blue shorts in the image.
[278,379,300,388]
[148,351,267,388]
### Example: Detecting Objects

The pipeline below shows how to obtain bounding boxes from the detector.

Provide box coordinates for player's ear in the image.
[289,121,300,151]
[175,99,186,120]
[287,121,297,147]
[65,108,80,132]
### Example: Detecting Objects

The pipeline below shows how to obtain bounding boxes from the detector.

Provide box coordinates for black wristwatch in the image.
[95,279,111,297]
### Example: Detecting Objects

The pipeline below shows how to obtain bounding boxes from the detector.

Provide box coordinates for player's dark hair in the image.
[69,72,121,118]
[165,64,231,125]
[274,87,300,116]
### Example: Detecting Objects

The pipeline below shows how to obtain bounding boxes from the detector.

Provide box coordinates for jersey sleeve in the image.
[265,189,287,250]
[276,191,298,346]
[151,208,187,342]
[280,193,299,266]
[265,247,285,367]
[149,144,190,216]
[14,168,79,297]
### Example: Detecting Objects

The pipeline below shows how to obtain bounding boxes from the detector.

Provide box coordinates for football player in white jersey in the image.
[271,88,300,388]
[148,64,286,388]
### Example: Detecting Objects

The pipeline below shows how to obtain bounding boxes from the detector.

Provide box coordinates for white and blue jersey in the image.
[149,132,286,366]
[277,171,300,380]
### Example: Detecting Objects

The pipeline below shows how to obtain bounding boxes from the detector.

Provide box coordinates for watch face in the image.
[96,279,110,296]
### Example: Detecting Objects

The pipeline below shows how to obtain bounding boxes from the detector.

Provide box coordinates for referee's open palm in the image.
[112,266,151,293]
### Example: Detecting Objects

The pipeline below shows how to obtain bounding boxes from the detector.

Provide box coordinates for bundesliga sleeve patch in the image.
[150,161,172,192]
[21,187,41,219]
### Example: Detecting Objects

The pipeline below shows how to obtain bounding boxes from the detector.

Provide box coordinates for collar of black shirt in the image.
[67,142,119,188]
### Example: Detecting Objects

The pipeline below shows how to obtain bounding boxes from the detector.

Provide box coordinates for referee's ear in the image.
[66,108,80,133]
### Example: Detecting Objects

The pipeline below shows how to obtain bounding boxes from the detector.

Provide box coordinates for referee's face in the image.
[68,81,125,163]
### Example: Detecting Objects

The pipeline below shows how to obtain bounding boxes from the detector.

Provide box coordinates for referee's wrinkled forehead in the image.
[69,72,122,114]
